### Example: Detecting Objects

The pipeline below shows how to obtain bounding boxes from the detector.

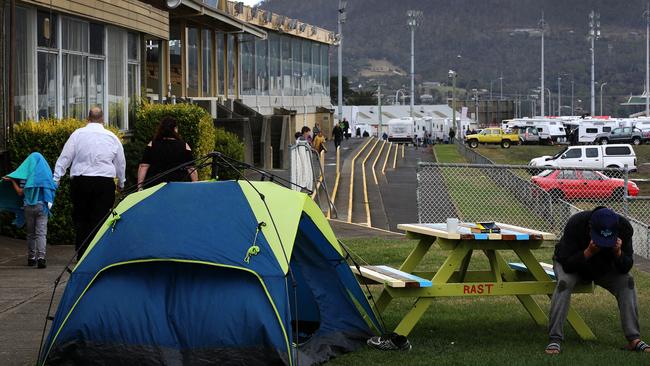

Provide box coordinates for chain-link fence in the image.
[417,161,650,259]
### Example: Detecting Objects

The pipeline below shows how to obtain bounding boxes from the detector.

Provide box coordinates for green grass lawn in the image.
[329,237,650,365]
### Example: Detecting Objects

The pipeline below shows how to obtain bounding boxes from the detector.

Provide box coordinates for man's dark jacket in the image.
[555,209,634,280]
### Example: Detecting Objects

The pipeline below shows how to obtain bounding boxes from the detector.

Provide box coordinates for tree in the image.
[330,76,354,105]
[347,90,376,105]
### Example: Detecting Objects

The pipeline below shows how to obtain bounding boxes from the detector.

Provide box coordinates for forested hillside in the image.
[261,0,650,115]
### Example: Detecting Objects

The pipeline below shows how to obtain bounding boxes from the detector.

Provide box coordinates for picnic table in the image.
[351,222,596,339]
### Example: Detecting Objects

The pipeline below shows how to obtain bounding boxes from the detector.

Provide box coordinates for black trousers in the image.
[70,176,115,260]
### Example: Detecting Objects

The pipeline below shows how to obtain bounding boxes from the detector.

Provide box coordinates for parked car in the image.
[528,144,637,171]
[594,127,646,145]
[531,169,639,200]
[464,128,519,148]
[517,126,544,145]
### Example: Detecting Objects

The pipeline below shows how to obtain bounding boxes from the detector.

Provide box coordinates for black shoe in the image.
[367,333,412,351]
[37,258,47,269]
[27,258,36,266]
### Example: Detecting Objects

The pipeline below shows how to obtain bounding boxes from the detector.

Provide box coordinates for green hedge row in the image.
[6,103,245,245]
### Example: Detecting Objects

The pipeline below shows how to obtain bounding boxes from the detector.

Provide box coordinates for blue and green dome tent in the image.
[40,181,382,365]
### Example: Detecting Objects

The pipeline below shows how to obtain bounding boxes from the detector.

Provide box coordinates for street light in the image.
[448,70,458,135]
[571,79,575,115]
[600,82,608,116]
[472,88,479,125]
[337,0,347,124]
[407,10,423,119]
[588,10,601,116]
[539,11,547,116]
[395,89,407,105]
[546,88,552,116]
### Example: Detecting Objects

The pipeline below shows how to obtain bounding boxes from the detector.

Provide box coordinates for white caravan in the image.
[387,117,415,143]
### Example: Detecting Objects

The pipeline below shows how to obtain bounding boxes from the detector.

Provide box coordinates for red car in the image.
[531,169,639,200]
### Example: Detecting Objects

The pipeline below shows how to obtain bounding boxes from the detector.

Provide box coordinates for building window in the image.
[322,45,330,96]
[107,27,125,128]
[202,29,213,96]
[292,38,301,97]
[169,25,182,97]
[302,39,311,96]
[217,32,225,95]
[187,26,199,97]
[240,34,255,95]
[145,40,161,96]
[127,32,140,127]
[269,33,280,96]
[227,34,236,97]
[281,36,292,97]
[37,11,58,119]
[255,37,268,95]
[14,6,36,122]
[312,42,321,95]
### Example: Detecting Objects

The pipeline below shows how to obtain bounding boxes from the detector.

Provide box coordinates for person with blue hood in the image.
[1,152,57,268]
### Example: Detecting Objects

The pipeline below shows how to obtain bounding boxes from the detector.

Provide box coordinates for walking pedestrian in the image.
[333,123,344,149]
[53,107,126,260]
[137,116,198,190]
[2,152,56,268]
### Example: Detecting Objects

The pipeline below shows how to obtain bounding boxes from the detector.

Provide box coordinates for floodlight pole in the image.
[557,77,562,116]
[407,10,422,119]
[589,10,600,116]
[539,10,546,116]
[643,3,650,117]
[337,0,346,124]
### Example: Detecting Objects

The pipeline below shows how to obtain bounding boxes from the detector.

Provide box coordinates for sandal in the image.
[545,342,561,354]
[624,340,650,352]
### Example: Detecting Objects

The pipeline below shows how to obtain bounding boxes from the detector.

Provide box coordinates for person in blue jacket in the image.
[2,152,57,268]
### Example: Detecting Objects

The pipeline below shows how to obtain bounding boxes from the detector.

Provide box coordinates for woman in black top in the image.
[137,116,198,189]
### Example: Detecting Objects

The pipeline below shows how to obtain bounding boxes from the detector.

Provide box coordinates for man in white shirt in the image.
[53,107,126,260]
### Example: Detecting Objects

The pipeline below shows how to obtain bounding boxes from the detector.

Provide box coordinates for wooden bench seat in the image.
[509,262,555,280]
[350,265,432,288]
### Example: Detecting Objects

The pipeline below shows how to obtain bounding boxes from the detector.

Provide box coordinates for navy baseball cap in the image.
[590,208,619,248]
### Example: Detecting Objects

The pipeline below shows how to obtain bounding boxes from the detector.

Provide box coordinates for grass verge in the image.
[331,237,650,366]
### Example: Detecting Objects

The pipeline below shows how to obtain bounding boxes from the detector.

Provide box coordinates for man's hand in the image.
[584,240,600,259]
[613,238,623,257]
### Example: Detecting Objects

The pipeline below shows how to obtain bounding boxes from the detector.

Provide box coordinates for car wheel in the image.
[633,137,641,145]
[501,140,511,149]
[469,140,478,148]
[549,189,565,201]
[611,187,625,200]
[599,138,608,145]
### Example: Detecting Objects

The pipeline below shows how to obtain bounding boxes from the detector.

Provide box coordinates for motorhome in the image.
[503,118,567,143]
[576,120,618,143]
[387,117,415,143]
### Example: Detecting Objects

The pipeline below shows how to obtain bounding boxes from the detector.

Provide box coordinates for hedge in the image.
[5,119,121,245]
[214,127,245,180]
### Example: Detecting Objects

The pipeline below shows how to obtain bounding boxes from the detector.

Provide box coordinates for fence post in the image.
[623,164,630,219]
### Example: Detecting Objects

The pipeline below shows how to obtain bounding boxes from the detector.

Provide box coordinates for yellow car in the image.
[465,128,519,149]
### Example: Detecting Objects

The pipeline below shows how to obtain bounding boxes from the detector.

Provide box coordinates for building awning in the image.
[140,0,267,38]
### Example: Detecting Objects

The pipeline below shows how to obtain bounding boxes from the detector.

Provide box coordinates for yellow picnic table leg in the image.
[375,237,434,314]
[512,247,597,340]
[392,243,471,336]
[493,252,548,327]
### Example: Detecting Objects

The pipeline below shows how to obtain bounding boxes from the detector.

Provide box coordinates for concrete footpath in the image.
[0,221,403,365]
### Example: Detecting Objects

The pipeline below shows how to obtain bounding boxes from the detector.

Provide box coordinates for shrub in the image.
[6,119,121,245]
[127,102,216,183]
[214,128,245,180]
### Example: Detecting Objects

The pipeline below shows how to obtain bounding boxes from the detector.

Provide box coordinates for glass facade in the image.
[187,27,199,97]
[239,34,328,98]
[217,32,225,95]
[227,34,236,97]
[13,5,140,129]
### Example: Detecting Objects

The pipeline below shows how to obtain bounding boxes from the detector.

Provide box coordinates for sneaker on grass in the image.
[367,333,412,351]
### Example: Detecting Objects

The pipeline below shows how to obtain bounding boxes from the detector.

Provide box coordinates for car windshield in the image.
[551,147,568,160]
